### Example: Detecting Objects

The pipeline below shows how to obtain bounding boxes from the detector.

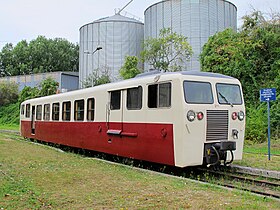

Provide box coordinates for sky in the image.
[0,0,279,49]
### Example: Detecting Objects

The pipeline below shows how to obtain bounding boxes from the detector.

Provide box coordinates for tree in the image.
[18,86,40,104]
[0,81,19,106]
[200,11,280,141]
[39,77,59,96]
[141,28,193,72]
[81,66,111,88]
[0,36,79,77]
[120,56,142,79]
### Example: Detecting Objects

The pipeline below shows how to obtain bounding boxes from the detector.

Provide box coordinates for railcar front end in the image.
[174,73,245,167]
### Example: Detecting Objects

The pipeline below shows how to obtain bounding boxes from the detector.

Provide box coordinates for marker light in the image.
[187,110,196,122]
[232,112,238,120]
[238,111,245,121]
[197,112,204,120]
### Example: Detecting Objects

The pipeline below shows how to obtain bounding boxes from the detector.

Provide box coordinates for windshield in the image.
[184,81,214,104]
[216,83,242,105]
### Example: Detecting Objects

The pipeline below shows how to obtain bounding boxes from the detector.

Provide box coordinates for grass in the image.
[0,124,19,131]
[234,139,280,171]
[0,132,279,209]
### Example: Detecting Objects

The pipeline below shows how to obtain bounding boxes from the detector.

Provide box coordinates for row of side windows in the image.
[110,82,172,110]
[21,98,95,122]
[21,82,172,119]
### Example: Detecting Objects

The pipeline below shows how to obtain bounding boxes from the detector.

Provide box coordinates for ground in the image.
[0,132,279,209]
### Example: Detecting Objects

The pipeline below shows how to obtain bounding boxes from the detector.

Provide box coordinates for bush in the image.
[0,102,20,125]
[0,81,19,106]
[245,105,267,142]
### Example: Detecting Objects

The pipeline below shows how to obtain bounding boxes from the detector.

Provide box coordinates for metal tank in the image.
[144,0,237,71]
[79,14,144,86]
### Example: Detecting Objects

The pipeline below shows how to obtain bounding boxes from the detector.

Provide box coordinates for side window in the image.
[62,101,71,121]
[110,90,121,110]
[44,104,50,121]
[36,105,42,120]
[148,83,172,108]
[87,98,95,121]
[52,103,60,121]
[21,104,25,115]
[127,86,142,110]
[159,83,171,107]
[26,104,30,118]
[75,100,84,121]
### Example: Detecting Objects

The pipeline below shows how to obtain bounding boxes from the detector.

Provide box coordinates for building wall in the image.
[79,14,144,86]
[0,72,79,92]
[144,0,237,71]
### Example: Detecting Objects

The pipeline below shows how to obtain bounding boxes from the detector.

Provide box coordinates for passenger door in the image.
[107,89,123,135]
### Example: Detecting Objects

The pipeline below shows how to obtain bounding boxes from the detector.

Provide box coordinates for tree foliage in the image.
[120,56,142,79]
[18,77,59,104]
[141,28,193,72]
[0,81,19,106]
[0,36,79,77]
[39,77,59,96]
[201,11,280,141]
[81,66,111,88]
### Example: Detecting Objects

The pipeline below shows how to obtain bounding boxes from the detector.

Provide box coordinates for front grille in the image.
[206,110,229,141]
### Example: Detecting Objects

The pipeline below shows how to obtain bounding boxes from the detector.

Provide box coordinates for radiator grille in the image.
[206,110,229,141]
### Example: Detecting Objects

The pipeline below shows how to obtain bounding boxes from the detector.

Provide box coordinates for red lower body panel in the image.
[21,121,175,166]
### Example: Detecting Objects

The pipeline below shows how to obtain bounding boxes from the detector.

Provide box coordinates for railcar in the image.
[20,71,245,167]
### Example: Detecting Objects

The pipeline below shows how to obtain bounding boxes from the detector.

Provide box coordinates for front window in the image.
[184,81,213,104]
[216,83,242,105]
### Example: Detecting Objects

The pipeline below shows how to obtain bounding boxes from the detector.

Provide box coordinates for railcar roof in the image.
[136,70,234,79]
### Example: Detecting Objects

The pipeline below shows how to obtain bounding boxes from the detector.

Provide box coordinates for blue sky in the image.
[0,0,279,49]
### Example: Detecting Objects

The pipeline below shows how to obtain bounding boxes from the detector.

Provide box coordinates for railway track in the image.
[197,167,280,199]
[1,129,280,200]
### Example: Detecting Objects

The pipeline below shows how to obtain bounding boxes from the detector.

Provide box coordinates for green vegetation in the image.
[0,133,279,209]
[0,36,79,77]
[236,139,280,171]
[141,28,193,72]
[81,69,111,88]
[0,81,18,106]
[120,56,142,79]
[0,103,20,126]
[201,11,280,142]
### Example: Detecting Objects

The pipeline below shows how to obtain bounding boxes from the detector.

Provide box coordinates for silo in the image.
[144,0,237,71]
[79,14,144,86]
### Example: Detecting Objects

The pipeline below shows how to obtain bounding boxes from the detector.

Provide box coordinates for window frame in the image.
[36,105,42,121]
[62,101,71,121]
[87,98,95,121]
[216,83,243,105]
[21,104,25,115]
[148,82,172,109]
[25,104,30,118]
[127,86,143,110]
[183,81,214,104]
[74,99,85,121]
[110,90,121,110]
[52,102,60,121]
[43,104,51,121]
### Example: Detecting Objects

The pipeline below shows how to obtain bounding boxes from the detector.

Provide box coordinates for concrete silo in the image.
[144,0,237,71]
[79,14,144,85]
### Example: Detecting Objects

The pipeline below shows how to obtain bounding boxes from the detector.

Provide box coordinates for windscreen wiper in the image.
[218,92,233,107]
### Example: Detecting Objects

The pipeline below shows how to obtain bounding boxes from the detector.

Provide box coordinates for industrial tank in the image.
[144,0,237,71]
[79,14,144,85]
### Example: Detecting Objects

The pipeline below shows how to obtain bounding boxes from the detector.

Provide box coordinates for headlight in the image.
[187,110,196,122]
[238,111,245,121]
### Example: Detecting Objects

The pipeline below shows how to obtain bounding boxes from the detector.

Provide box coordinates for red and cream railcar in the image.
[20,71,245,167]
